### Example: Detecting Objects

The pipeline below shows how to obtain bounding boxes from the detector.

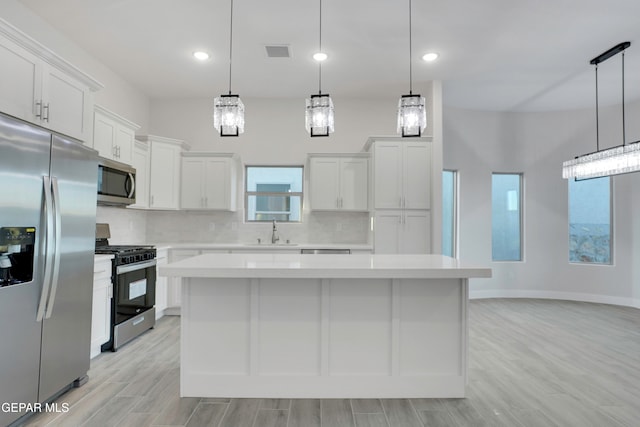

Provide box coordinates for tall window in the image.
[245,166,303,222]
[492,173,523,261]
[568,177,611,264]
[442,170,457,257]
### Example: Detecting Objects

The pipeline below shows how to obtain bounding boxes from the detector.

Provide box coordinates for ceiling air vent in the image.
[265,45,291,58]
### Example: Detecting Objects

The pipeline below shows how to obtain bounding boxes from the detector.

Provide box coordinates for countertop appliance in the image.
[0,112,98,427]
[97,156,136,206]
[95,224,156,352]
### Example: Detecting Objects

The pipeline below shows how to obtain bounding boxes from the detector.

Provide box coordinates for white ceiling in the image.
[19,0,640,112]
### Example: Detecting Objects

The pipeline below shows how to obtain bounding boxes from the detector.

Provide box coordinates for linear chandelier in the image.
[397,0,426,137]
[213,0,244,136]
[562,42,640,180]
[305,0,334,137]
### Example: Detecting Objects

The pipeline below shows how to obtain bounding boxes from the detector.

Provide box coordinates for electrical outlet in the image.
[336,223,343,231]
[231,222,238,231]
[208,222,215,231]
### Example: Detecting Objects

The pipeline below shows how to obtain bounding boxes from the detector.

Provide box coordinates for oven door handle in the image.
[116,259,157,275]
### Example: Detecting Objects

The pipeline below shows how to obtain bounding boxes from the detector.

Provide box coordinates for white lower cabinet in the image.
[155,249,169,319]
[374,210,431,254]
[166,249,199,314]
[91,257,113,359]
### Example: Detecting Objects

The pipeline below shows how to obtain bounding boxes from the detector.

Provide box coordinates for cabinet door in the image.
[0,34,41,123]
[155,251,169,319]
[168,250,200,310]
[403,142,431,209]
[402,210,431,254]
[149,142,180,209]
[130,145,149,209]
[115,126,135,164]
[310,158,340,210]
[339,158,368,211]
[43,65,91,141]
[93,113,115,159]
[204,158,232,210]
[374,142,403,209]
[374,211,402,254]
[181,158,205,209]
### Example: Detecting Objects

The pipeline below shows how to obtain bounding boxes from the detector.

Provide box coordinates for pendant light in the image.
[305,0,334,137]
[397,0,426,137]
[562,42,640,180]
[213,0,244,136]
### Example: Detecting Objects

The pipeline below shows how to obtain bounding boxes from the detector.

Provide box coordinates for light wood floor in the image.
[20,298,640,427]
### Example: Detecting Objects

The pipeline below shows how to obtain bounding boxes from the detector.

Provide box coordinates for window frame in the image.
[442,169,458,258]
[567,176,613,265]
[491,172,524,262]
[244,165,304,223]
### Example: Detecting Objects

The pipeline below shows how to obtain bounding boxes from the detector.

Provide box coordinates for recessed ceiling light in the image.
[193,51,210,61]
[313,52,328,62]
[422,52,439,62]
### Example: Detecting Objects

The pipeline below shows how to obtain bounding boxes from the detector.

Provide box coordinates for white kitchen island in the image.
[159,253,491,398]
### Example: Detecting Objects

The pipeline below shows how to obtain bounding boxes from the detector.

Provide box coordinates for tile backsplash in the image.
[97,206,370,245]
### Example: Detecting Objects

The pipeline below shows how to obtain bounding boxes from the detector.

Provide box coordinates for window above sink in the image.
[245,166,303,222]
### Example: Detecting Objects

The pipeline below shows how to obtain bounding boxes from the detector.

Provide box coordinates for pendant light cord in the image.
[622,51,626,146]
[318,0,323,94]
[408,0,413,95]
[228,0,234,95]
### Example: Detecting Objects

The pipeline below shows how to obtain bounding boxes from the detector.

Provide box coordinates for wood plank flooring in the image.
[19,298,640,427]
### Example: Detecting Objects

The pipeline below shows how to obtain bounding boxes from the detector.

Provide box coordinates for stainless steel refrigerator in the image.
[0,112,98,426]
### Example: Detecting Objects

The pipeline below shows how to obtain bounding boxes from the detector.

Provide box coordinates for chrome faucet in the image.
[271,220,279,244]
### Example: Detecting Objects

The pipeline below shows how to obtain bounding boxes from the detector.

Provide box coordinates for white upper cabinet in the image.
[92,105,140,165]
[129,140,150,209]
[309,155,368,211]
[181,153,238,211]
[137,135,190,210]
[0,33,41,123]
[0,19,103,142]
[373,140,430,210]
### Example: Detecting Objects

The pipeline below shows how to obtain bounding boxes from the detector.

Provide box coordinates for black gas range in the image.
[95,224,156,352]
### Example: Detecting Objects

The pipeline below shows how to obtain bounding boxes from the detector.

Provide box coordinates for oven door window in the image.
[116,266,156,323]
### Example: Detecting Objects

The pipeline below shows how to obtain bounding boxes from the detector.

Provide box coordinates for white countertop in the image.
[159,253,491,279]
[152,242,372,252]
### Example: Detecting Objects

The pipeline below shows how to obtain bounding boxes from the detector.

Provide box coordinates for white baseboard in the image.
[469,289,640,309]
[164,306,181,316]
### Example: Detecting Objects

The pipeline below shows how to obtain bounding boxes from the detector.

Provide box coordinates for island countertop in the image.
[159,253,491,279]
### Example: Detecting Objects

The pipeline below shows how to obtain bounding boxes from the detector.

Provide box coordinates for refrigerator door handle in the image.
[37,176,55,322]
[45,177,63,319]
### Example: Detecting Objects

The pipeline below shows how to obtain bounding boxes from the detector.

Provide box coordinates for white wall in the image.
[149,89,435,159]
[145,85,437,245]
[0,0,151,132]
[445,102,640,307]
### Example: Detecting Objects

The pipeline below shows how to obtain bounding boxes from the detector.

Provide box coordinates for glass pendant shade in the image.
[305,94,334,137]
[562,141,640,180]
[397,94,426,137]
[213,94,244,136]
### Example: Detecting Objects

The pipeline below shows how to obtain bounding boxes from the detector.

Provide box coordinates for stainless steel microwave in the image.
[97,157,136,206]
